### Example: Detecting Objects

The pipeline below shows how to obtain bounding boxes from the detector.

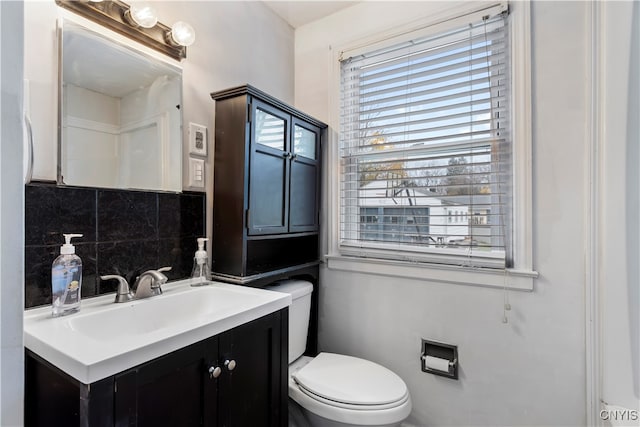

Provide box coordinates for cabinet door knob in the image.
[291,153,298,161]
[208,366,222,379]
[282,152,292,158]
[224,359,237,371]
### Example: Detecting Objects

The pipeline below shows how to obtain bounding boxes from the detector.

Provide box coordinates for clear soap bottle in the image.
[51,234,83,317]
[190,237,212,286]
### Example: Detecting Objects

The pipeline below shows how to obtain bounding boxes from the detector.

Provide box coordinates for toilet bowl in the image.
[266,280,411,427]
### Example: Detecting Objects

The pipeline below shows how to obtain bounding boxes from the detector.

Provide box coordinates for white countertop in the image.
[24,279,291,384]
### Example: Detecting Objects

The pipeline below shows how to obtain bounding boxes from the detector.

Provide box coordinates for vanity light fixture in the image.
[168,21,196,47]
[125,2,158,29]
[55,0,195,61]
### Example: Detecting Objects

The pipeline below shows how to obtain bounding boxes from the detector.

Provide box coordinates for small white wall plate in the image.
[189,122,207,156]
[188,157,205,189]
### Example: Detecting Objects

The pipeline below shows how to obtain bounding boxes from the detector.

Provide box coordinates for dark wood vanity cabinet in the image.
[210,85,326,281]
[25,310,288,427]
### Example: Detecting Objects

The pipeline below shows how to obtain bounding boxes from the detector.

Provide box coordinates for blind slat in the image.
[357,41,506,86]
[355,78,506,109]
[349,101,507,126]
[342,88,506,119]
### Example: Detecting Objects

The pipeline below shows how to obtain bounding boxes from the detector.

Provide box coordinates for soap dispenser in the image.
[190,237,212,286]
[51,233,83,317]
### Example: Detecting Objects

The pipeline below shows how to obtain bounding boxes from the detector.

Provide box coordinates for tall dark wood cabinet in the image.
[210,85,325,282]
[210,85,326,355]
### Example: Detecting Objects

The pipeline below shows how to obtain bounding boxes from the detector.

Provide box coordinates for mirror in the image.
[59,20,183,192]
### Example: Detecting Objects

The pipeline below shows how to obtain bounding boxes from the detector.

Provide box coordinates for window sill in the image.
[324,255,538,291]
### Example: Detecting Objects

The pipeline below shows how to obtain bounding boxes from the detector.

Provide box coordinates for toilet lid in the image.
[292,352,408,406]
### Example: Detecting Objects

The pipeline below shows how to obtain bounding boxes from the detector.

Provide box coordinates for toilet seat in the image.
[296,382,410,411]
[289,353,412,425]
[292,353,408,407]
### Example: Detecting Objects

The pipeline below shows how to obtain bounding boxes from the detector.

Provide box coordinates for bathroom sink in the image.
[67,285,267,341]
[24,280,291,384]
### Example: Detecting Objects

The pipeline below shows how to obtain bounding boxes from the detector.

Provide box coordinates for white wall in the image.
[153,0,294,200]
[295,2,589,425]
[0,1,25,425]
[599,0,640,416]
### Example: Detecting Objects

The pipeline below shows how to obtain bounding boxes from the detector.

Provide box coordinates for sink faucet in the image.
[100,275,134,303]
[100,267,172,303]
[133,268,171,299]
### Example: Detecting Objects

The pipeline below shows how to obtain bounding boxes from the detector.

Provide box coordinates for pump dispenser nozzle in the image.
[195,238,208,263]
[61,234,83,255]
[191,237,211,286]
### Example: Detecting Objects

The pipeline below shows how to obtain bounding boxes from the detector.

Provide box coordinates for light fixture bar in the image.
[55,0,187,61]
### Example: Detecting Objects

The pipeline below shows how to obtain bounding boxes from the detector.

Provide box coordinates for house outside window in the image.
[359,206,430,244]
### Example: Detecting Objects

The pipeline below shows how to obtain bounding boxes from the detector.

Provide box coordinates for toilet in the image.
[266,280,412,427]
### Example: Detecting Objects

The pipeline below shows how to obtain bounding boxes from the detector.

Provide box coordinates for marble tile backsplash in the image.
[24,182,206,308]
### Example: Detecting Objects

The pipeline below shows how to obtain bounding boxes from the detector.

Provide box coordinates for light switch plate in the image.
[189,122,208,157]
[188,157,205,188]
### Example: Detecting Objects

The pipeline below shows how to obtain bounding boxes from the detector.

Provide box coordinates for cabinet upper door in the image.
[248,100,291,235]
[289,118,321,233]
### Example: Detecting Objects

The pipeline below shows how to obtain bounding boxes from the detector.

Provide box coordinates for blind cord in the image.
[466,22,475,267]
[481,13,512,324]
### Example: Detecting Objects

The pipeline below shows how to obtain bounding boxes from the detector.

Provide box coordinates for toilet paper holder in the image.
[420,339,458,380]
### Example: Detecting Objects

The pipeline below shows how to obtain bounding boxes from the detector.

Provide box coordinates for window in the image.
[339,4,513,269]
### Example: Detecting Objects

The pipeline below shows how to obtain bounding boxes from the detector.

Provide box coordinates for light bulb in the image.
[169,21,195,47]
[128,2,158,28]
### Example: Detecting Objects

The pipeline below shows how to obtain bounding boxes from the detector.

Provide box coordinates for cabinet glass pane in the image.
[294,125,316,159]
[256,109,285,150]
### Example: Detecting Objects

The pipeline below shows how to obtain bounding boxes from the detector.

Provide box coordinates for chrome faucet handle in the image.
[149,267,171,295]
[100,275,134,303]
[134,269,169,298]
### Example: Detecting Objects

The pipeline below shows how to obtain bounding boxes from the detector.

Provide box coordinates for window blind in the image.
[339,9,512,269]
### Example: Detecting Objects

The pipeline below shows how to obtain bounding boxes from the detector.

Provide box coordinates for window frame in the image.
[326,1,537,290]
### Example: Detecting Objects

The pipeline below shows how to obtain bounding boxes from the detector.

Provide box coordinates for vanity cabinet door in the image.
[114,337,220,427]
[218,309,287,427]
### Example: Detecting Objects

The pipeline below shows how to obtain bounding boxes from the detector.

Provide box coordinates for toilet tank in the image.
[265,280,313,363]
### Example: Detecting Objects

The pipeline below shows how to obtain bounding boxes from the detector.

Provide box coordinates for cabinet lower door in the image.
[114,338,219,427]
[218,311,286,427]
[289,158,318,232]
